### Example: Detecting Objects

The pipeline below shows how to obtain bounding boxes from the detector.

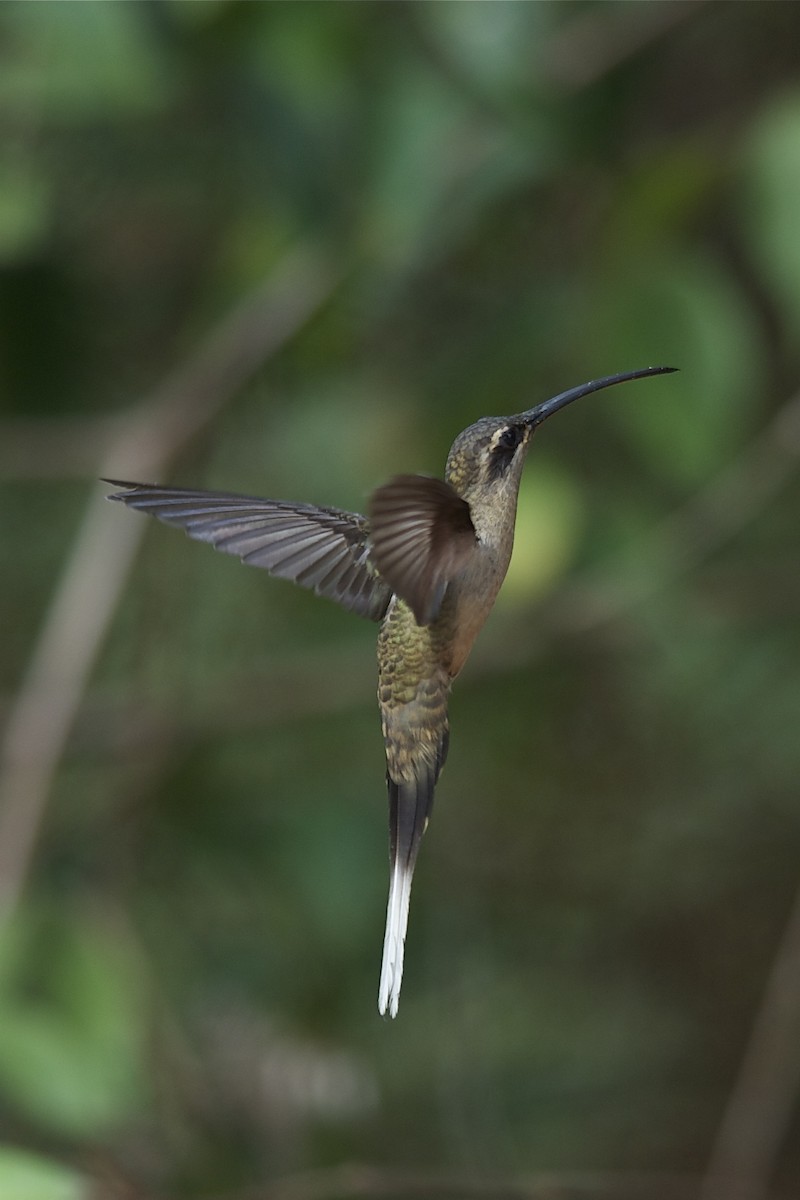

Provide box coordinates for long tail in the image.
[378,739,448,1018]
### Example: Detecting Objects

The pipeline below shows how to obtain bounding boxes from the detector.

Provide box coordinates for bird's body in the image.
[107,366,674,1017]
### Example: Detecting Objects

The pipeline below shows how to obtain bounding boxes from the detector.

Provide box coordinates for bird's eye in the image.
[497,425,522,451]
[486,423,525,480]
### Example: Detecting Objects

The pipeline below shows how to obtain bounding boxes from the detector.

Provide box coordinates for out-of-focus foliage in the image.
[0,1145,87,1200]
[2,2,800,1198]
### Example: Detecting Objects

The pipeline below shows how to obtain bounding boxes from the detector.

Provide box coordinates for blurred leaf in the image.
[360,57,545,275]
[364,61,469,267]
[167,0,231,29]
[249,2,358,117]
[740,89,800,341]
[606,145,724,251]
[499,460,584,607]
[0,914,146,1137]
[589,253,762,486]
[0,1147,87,1200]
[0,161,50,262]
[423,0,554,98]
[0,2,170,118]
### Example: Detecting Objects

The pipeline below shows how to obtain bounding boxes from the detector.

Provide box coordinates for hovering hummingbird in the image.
[107,365,675,1017]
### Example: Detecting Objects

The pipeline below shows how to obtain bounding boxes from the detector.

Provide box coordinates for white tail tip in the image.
[377,859,414,1018]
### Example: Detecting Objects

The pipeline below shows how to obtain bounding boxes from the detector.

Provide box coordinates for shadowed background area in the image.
[1,3,800,1198]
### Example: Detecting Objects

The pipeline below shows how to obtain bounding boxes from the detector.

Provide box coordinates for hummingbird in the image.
[106,365,675,1018]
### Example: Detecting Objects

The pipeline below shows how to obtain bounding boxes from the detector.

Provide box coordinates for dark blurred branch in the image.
[541,1,709,91]
[699,884,800,1200]
[401,0,706,127]
[212,1164,706,1200]
[213,1164,800,1200]
[0,246,342,921]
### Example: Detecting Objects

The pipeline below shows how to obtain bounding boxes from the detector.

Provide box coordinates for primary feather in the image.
[105,481,393,621]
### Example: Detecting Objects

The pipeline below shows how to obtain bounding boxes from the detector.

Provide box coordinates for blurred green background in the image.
[2,2,800,1198]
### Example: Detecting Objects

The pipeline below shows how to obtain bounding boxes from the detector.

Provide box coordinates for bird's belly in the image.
[377,598,451,781]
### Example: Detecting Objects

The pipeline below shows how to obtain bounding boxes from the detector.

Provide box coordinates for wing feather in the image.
[368,475,477,625]
[105,480,393,621]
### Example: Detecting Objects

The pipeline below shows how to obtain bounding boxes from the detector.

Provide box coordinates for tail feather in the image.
[378,733,448,1018]
[378,851,414,1019]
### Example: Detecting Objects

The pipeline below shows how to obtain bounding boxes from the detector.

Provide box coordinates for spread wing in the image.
[105,480,393,622]
[368,475,477,625]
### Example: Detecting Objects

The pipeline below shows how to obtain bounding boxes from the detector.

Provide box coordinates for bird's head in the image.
[445,366,676,502]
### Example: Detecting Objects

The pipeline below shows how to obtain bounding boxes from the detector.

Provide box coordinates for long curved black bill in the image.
[520,365,677,428]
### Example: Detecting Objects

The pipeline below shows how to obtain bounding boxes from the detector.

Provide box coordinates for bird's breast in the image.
[444,582,499,677]
[441,543,510,677]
